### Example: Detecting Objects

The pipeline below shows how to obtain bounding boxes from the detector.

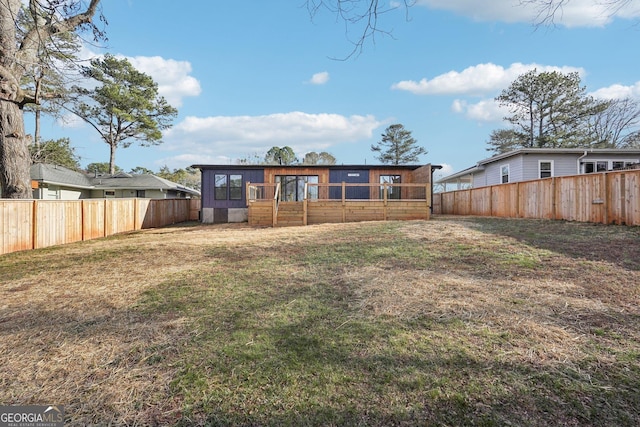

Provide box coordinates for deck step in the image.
[276,202,304,227]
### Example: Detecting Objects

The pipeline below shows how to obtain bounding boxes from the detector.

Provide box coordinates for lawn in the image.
[0,217,639,426]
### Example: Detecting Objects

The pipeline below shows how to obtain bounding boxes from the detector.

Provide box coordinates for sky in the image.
[28,0,640,179]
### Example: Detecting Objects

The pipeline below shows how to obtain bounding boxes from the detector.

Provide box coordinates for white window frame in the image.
[580,159,640,174]
[500,165,510,184]
[539,160,554,179]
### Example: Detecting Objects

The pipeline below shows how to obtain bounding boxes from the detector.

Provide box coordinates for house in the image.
[30,163,200,200]
[437,148,640,191]
[192,164,441,224]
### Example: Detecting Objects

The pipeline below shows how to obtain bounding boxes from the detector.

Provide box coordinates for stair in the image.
[276,202,305,227]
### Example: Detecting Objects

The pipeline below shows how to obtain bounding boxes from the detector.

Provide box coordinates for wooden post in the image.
[551,177,557,220]
[383,183,388,221]
[32,200,38,250]
[426,183,430,219]
[620,173,626,225]
[516,182,521,218]
[602,173,608,225]
[103,199,108,237]
[342,182,346,223]
[303,182,308,226]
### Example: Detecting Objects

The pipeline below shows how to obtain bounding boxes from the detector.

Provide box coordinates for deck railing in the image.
[247,182,432,226]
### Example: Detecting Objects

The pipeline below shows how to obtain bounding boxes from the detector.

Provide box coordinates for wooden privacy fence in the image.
[0,198,201,256]
[433,169,640,225]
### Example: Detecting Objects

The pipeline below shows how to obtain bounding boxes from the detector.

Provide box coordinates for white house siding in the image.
[521,154,580,180]
[480,157,525,186]
[59,188,88,200]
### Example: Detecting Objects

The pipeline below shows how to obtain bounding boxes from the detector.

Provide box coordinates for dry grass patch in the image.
[0,218,639,426]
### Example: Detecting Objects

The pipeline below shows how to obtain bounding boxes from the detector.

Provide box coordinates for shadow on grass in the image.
[452,217,640,271]
[143,261,640,427]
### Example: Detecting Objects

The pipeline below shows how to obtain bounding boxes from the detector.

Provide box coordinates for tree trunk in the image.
[0,101,32,198]
[109,143,117,174]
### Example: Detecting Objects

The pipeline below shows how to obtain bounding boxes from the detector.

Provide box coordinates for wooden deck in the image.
[247,182,432,227]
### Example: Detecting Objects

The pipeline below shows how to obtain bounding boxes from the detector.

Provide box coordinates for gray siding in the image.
[521,154,580,180]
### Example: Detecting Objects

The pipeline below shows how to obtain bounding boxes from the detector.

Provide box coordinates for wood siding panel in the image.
[248,201,274,226]
[0,201,33,255]
[0,199,194,255]
[82,200,106,240]
[519,179,554,219]
[438,170,640,225]
[105,199,136,235]
[626,172,640,225]
[34,201,83,249]
[491,184,519,217]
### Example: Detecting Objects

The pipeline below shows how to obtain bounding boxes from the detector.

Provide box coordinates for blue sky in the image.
[28,0,640,179]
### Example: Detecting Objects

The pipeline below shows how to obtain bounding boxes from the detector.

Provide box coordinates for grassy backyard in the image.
[0,217,639,426]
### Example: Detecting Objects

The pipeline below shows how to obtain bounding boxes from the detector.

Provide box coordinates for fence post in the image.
[551,177,557,220]
[32,200,37,250]
[516,182,521,218]
[602,173,609,225]
[342,182,346,222]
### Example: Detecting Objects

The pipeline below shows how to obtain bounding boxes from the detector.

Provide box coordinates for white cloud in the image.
[127,56,201,107]
[309,71,330,85]
[162,111,382,163]
[415,0,640,27]
[392,62,585,96]
[453,98,507,122]
[56,113,85,128]
[68,49,202,107]
[433,163,455,179]
[590,82,640,100]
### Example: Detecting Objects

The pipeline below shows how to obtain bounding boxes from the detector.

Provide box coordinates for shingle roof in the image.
[30,163,94,188]
[30,163,200,196]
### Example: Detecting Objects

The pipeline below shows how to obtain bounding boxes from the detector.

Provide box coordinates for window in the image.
[136,190,146,198]
[539,161,553,179]
[583,161,609,174]
[380,175,401,199]
[214,174,227,199]
[501,165,510,184]
[275,175,318,201]
[612,161,625,170]
[229,175,242,200]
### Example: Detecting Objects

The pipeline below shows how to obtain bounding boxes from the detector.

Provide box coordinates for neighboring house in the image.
[192,164,439,223]
[30,163,200,200]
[437,148,640,191]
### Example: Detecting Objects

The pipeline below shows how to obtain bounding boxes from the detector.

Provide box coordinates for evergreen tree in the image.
[30,138,82,171]
[495,69,603,150]
[265,146,298,165]
[303,151,336,165]
[71,54,178,174]
[371,124,427,165]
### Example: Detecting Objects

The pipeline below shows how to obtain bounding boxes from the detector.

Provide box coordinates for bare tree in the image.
[305,0,414,58]
[0,0,103,199]
[588,97,640,148]
[521,0,635,26]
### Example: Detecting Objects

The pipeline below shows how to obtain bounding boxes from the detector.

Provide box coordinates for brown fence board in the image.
[82,200,106,240]
[434,170,640,226]
[0,198,195,256]
[34,201,83,249]
[0,201,33,255]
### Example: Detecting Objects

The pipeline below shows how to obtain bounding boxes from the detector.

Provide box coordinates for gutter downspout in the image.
[577,150,589,174]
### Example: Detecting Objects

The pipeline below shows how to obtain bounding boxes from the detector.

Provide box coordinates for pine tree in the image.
[371,124,427,165]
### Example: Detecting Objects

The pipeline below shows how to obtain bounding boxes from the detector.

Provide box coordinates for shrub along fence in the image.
[0,198,201,256]
[433,169,640,226]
